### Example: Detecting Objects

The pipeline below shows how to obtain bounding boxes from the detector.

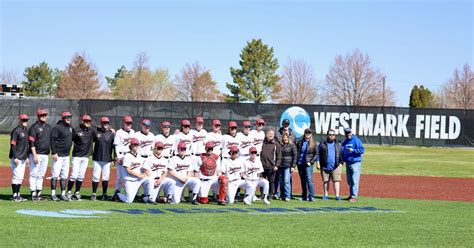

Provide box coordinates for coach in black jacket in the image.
[260,128,282,199]
[50,112,73,201]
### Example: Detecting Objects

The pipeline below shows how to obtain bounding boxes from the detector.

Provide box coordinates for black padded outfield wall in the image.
[0,98,473,147]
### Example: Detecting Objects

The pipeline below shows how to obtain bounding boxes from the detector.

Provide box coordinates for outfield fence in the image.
[0,98,472,147]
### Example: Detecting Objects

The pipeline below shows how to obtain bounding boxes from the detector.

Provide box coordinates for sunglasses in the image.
[244,126,252,129]
[156,147,163,150]
[64,116,72,119]
[214,125,221,127]
[39,114,47,117]
[21,119,29,122]
[183,125,191,128]
[250,152,258,155]
[257,123,264,126]
[102,122,110,124]
[229,127,237,130]
[125,122,133,125]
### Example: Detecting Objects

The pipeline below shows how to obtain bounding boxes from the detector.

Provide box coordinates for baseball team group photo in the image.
[1,0,473,247]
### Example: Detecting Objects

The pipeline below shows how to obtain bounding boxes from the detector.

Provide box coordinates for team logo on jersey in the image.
[39,127,43,132]
[228,167,241,174]
[253,138,264,145]
[241,141,252,148]
[140,140,154,148]
[193,135,206,142]
[123,138,130,146]
[226,142,239,148]
[20,133,25,137]
[163,143,173,149]
[176,164,189,171]
[246,167,260,175]
[130,162,141,170]
[179,139,191,145]
[151,163,167,171]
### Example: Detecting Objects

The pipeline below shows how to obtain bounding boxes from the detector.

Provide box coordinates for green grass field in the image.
[0,188,472,247]
[1,134,473,177]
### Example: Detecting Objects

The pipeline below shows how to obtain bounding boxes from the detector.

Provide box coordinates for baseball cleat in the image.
[51,195,59,201]
[217,200,227,206]
[111,192,119,201]
[252,195,260,202]
[60,194,70,201]
[243,197,252,205]
[191,199,200,205]
[66,192,72,201]
[32,195,39,202]
[74,192,82,201]
[101,195,109,201]
[90,194,97,201]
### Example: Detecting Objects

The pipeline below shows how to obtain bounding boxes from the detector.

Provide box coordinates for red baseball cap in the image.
[229,146,239,153]
[228,121,237,128]
[61,112,72,118]
[129,138,139,146]
[212,119,221,126]
[195,116,204,124]
[177,142,187,150]
[154,141,164,149]
[161,121,171,128]
[82,115,92,121]
[19,114,29,120]
[256,118,265,125]
[142,119,151,126]
[181,119,191,126]
[249,146,258,153]
[243,120,251,127]
[100,116,110,123]
[205,141,214,149]
[36,109,48,116]
[123,115,133,123]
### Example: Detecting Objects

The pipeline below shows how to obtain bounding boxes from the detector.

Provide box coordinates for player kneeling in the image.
[118,138,153,203]
[222,146,253,205]
[243,147,270,205]
[146,141,174,204]
[168,142,201,205]
[195,141,227,205]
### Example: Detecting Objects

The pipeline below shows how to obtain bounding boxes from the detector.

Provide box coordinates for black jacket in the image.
[260,138,282,169]
[50,120,73,157]
[280,143,297,168]
[92,127,115,162]
[72,124,96,157]
[296,138,318,165]
[28,121,52,155]
[318,139,343,170]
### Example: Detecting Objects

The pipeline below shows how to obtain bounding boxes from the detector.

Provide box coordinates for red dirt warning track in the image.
[0,167,473,202]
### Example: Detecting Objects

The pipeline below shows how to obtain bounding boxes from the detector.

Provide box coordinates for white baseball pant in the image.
[198,177,218,197]
[227,179,253,204]
[118,177,153,203]
[150,177,175,202]
[11,159,27,184]
[70,157,89,181]
[247,178,269,196]
[29,154,48,191]
[51,156,70,179]
[92,161,111,182]
[172,177,202,204]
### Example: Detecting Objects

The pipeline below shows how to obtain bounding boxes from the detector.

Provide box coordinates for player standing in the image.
[222,121,240,160]
[167,142,201,204]
[9,114,29,202]
[28,109,52,201]
[50,111,73,201]
[237,120,253,161]
[221,146,252,205]
[112,115,135,201]
[174,119,193,156]
[243,146,270,205]
[135,119,155,158]
[154,121,175,159]
[250,118,265,154]
[67,115,95,200]
[91,117,115,201]
[190,116,207,168]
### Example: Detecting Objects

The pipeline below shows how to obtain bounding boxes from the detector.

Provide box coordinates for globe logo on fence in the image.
[280,106,311,138]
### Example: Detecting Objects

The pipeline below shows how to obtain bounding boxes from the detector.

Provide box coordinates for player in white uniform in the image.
[167,142,201,204]
[204,119,224,167]
[243,146,270,205]
[112,115,135,201]
[145,141,175,204]
[222,121,241,160]
[154,121,175,159]
[250,118,266,154]
[174,120,193,156]
[190,116,207,168]
[221,146,253,205]
[118,138,153,204]
[135,119,155,158]
[194,141,222,204]
[237,120,253,161]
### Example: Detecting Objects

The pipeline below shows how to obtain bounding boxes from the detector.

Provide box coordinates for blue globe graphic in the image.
[280,107,311,138]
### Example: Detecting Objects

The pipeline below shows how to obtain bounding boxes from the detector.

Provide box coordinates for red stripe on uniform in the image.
[10,140,16,145]
[29,136,35,142]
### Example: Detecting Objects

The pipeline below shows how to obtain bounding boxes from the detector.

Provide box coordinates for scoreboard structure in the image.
[0,84,24,98]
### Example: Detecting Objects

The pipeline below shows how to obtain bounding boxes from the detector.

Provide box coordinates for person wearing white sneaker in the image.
[243,146,270,205]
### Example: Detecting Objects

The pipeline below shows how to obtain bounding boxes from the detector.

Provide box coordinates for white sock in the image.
[61,190,66,196]
[51,189,56,195]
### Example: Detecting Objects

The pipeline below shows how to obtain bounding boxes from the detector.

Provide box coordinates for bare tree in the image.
[273,58,319,104]
[324,49,395,106]
[175,62,221,102]
[56,52,100,99]
[0,69,22,84]
[441,63,473,109]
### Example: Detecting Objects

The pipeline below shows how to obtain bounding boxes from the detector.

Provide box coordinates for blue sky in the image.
[1,0,472,106]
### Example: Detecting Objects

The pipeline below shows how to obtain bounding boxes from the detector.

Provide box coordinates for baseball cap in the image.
[123,115,133,123]
[212,119,221,126]
[256,119,265,125]
[195,116,204,124]
[129,138,139,146]
[242,120,251,127]
[249,146,257,153]
[282,119,290,125]
[344,127,352,134]
[19,114,29,120]
[100,116,110,123]
[228,121,237,128]
[36,109,48,116]
[205,141,214,149]
[177,142,187,150]
[141,119,151,126]
[61,112,72,118]
[161,121,171,128]
[304,128,312,134]
[181,119,191,126]
[82,115,92,121]
[154,141,164,149]
[229,146,239,153]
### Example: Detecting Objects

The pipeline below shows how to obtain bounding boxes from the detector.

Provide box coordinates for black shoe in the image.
[32,195,39,202]
[60,195,70,201]
[90,194,97,201]
[101,195,109,201]
[192,199,200,205]
[217,200,227,206]
[111,192,119,201]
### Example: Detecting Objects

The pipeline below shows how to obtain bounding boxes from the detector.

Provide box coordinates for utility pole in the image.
[382,76,386,107]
